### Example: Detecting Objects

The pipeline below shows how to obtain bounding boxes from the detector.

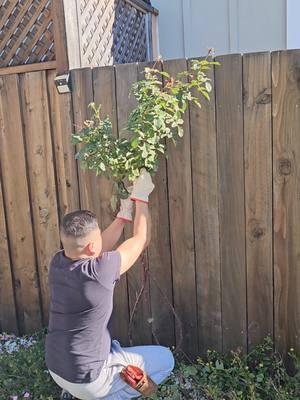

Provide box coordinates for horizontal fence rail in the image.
[0,50,299,362]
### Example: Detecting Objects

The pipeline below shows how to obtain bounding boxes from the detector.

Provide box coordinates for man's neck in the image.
[63,250,98,261]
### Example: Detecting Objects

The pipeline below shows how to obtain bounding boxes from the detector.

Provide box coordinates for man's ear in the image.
[86,242,96,256]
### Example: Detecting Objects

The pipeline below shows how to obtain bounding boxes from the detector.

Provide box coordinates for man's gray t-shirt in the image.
[45,250,121,383]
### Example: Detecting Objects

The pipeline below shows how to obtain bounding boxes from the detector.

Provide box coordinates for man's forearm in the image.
[133,201,151,248]
[101,218,126,252]
[144,210,152,248]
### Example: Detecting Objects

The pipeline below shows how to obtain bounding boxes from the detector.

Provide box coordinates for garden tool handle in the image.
[120,364,158,397]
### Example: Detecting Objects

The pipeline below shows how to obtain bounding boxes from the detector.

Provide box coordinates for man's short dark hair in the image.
[60,210,99,238]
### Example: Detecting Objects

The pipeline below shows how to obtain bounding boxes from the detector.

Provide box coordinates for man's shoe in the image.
[60,390,75,400]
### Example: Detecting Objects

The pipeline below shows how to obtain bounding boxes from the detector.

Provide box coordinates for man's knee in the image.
[158,346,175,373]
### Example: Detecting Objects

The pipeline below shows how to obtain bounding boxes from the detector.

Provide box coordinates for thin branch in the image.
[127,250,184,355]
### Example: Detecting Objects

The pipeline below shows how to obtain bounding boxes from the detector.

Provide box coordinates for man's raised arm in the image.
[117,168,154,274]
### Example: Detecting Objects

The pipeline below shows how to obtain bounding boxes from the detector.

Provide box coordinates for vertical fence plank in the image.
[0,174,18,334]
[92,65,131,344]
[92,65,118,229]
[115,62,152,345]
[163,58,198,357]
[19,71,61,325]
[272,49,300,361]
[46,69,80,219]
[188,58,222,355]
[243,52,273,350]
[215,54,247,352]
[114,63,136,346]
[0,74,42,333]
[71,68,100,215]
[146,61,175,347]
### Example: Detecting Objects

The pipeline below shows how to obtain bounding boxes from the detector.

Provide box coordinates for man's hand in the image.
[129,168,155,203]
[101,188,133,253]
[116,198,133,222]
[116,186,133,222]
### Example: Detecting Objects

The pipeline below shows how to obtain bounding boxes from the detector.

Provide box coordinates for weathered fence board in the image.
[0,174,18,334]
[272,49,300,362]
[92,65,130,345]
[92,66,118,228]
[147,61,175,348]
[47,69,80,218]
[215,54,247,352]
[115,62,152,346]
[243,52,273,350]
[188,58,222,355]
[71,68,99,214]
[20,71,60,325]
[0,74,42,333]
[92,74,119,230]
[164,59,199,357]
[0,52,300,361]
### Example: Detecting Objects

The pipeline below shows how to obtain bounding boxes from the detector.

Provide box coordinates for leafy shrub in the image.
[0,328,60,399]
[149,336,300,400]
[1,332,299,400]
[72,59,218,202]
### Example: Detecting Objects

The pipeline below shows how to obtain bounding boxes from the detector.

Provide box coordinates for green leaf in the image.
[131,137,139,148]
[72,135,83,143]
[215,360,224,370]
[256,373,264,382]
[183,365,198,377]
[142,151,147,159]
[159,71,171,78]
[199,88,210,100]
[178,127,184,137]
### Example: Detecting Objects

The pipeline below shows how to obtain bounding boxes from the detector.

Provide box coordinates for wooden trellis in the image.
[0,0,54,67]
[0,0,158,74]
[80,0,151,66]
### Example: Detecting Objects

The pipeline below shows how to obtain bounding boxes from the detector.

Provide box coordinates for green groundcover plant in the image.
[72,58,218,205]
[1,330,299,399]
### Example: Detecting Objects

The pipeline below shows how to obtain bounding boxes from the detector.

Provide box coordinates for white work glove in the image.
[129,168,155,203]
[116,186,133,222]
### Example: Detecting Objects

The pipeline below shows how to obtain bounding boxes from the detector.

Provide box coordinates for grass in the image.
[0,329,300,400]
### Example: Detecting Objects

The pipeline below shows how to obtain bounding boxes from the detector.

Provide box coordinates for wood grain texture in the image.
[0,172,18,333]
[215,54,247,352]
[243,52,273,350]
[92,65,118,228]
[146,61,175,347]
[0,74,42,333]
[46,69,80,219]
[52,0,69,73]
[163,58,198,357]
[60,0,81,70]
[71,68,102,215]
[4,0,47,63]
[1,55,300,355]
[188,58,222,355]
[115,62,152,345]
[0,61,56,76]
[272,50,300,361]
[92,65,130,344]
[19,71,61,326]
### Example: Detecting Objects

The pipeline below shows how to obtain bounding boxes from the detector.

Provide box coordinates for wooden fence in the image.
[0,50,300,362]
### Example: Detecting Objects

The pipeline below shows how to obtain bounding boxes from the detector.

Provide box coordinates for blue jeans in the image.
[49,339,175,399]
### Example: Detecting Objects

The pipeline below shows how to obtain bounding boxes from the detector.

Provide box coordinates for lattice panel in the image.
[80,0,150,67]
[0,0,55,67]
[113,0,148,64]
